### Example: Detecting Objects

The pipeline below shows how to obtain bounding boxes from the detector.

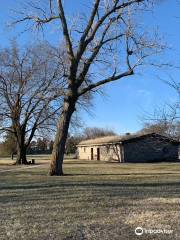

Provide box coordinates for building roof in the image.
[77,133,179,146]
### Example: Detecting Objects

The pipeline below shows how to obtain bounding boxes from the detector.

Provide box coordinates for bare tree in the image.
[141,80,180,140]
[14,0,165,174]
[0,42,64,164]
[140,121,180,139]
[82,127,117,140]
[65,127,117,155]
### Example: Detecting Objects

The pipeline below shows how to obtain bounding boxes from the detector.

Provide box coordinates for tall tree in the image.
[15,0,164,175]
[0,42,64,164]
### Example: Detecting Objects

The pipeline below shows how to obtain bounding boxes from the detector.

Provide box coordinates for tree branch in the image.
[76,0,101,61]
[57,0,75,62]
[78,69,134,96]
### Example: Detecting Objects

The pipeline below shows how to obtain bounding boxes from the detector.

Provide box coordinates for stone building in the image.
[77,133,179,162]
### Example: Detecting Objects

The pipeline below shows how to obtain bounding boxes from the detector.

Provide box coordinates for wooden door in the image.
[97,148,100,160]
[91,148,93,160]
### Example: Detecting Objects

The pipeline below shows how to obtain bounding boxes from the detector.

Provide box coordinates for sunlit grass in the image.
[0,159,180,239]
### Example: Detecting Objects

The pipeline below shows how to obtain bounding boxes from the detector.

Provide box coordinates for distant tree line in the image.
[27,138,54,154]
[0,133,54,157]
[0,126,116,157]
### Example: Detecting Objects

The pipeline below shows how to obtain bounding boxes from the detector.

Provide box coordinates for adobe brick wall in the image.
[123,136,179,162]
[78,144,123,161]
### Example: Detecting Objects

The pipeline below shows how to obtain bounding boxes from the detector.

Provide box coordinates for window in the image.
[84,147,86,153]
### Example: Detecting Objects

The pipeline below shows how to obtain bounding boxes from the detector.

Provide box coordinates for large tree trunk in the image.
[49,98,76,176]
[16,144,28,164]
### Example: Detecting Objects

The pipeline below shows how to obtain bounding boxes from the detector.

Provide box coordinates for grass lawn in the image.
[0,157,180,240]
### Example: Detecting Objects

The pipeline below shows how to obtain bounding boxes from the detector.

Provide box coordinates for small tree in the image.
[65,136,79,155]
[36,138,48,152]
[49,140,54,153]
[15,0,165,174]
[0,132,16,157]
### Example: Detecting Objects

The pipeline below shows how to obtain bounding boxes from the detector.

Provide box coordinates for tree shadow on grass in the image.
[1,181,180,191]
[63,172,180,176]
[0,180,180,205]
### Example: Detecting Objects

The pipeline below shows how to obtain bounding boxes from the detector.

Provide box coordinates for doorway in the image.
[97,148,100,160]
[91,148,94,160]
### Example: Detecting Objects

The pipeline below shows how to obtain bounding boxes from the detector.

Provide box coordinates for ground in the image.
[0,155,180,240]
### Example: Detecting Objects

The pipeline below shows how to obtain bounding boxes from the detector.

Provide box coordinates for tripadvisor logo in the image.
[135,227,173,236]
[135,227,143,236]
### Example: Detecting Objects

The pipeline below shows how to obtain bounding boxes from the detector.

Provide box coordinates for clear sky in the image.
[0,0,180,134]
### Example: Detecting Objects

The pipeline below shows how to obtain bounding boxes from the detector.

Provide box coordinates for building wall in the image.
[78,146,92,160]
[123,136,179,162]
[78,144,123,161]
[78,136,179,162]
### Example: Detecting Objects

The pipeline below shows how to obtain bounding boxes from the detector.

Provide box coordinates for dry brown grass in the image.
[0,159,180,239]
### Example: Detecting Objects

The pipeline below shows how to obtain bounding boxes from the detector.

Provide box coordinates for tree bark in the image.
[49,98,76,176]
[16,144,28,164]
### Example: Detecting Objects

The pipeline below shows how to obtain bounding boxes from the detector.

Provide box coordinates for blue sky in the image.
[0,0,180,134]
